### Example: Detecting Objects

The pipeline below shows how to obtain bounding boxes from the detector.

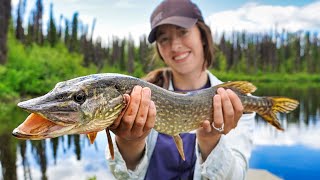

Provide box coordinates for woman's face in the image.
[156,24,205,75]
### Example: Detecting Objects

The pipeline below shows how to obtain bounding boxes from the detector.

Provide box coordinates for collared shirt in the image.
[106,71,255,180]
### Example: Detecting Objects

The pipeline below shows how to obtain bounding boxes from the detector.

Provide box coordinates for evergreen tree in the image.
[128,37,135,74]
[64,19,70,46]
[57,15,63,39]
[70,12,79,52]
[0,0,11,64]
[47,3,57,47]
[119,39,126,70]
[16,0,26,42]
[33,0,44,45]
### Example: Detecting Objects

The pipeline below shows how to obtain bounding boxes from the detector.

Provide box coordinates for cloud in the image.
[253,117,320,149]
[93,21,150,45]
[17,155,116,180]
[207,1,320,34]
[113,0,137,9]
[11,0,19,6]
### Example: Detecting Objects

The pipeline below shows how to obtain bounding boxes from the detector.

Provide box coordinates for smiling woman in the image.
[107,0,257,179]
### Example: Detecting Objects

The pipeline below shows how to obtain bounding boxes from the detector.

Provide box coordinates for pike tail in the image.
[258,97,299,130]
[215,81,299,131]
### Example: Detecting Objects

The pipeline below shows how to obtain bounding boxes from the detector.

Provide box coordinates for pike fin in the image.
[259,97,299,131]
[216,81,257,94]
[173,135,185,161]
[106,128,115,160]
[87,132,98,144]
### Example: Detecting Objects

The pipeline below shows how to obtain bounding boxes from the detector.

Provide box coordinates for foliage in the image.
[87,176,97,180]
[0,31,97,99]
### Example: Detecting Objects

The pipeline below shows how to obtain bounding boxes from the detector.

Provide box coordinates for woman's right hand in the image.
[110,85,156,141]
[109,86,156,169]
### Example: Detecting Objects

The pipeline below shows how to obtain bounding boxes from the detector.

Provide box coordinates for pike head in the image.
[12,74,127,140]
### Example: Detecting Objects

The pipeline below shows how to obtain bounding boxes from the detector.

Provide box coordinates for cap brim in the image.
[148,16,198,43]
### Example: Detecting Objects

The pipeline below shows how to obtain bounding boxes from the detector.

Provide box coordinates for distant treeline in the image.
[1,0,319,74]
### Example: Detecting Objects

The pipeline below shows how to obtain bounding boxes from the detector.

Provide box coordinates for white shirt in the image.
[106,71,255,180]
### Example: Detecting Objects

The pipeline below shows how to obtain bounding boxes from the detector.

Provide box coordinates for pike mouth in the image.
[12,113,75,140]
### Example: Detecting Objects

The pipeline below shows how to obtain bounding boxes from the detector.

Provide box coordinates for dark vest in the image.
[144,133,197,180]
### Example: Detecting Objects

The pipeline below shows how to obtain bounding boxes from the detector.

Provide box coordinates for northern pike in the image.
[12,73,299,160]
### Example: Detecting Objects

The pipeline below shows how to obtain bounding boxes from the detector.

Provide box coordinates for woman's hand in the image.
[109,85,156,170]
[197,88,244,161]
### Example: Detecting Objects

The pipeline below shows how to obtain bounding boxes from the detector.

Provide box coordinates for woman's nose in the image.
[171,35,182,51]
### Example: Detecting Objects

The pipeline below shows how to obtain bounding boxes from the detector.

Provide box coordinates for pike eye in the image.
[114,84,120,90]
[73,91,86,104]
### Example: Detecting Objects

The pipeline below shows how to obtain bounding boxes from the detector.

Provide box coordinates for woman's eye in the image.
[179,29,189,36]
[73,91,86,104]
[158,36,169,44]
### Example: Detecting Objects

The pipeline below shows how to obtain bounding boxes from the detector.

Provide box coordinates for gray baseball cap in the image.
[148,0,204,43]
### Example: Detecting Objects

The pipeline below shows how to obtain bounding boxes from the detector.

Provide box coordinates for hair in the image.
[153,21,215,70]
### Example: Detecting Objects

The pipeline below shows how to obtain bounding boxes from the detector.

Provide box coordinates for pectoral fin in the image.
[106,128,115,160]
[173,135,185,161]
[87,132,97,144]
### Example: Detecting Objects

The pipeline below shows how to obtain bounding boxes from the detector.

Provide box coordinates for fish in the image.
[12,73,299,160]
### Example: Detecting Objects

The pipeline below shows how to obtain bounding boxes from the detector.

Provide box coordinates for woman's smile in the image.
[173,51,190,63]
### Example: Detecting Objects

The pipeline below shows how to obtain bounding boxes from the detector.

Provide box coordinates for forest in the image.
[0,0,319,99]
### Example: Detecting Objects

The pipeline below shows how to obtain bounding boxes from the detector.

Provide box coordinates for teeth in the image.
[174,52,189,60]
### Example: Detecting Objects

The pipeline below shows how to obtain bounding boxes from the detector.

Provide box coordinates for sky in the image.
[11,0,320,43]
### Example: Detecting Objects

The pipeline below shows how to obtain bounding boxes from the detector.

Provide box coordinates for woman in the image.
[107,0,255,179]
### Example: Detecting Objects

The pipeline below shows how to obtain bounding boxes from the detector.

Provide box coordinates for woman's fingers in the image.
[120,86,142,131]
[131,87,151,137]
[201,120,212,133]
[112,86,156,141]
[109,94,130,130]
[226,89,243,128]
[218,88,235,133]
[214,88,243,134]
[144,101,156,132]
[213,94,224,133]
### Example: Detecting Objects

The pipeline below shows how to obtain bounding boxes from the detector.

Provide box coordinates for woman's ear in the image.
[201,34,206,46]
[155,43,164,61]
[202,38,206,46]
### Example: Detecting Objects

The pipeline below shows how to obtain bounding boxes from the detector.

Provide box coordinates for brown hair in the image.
[154,21,215,70]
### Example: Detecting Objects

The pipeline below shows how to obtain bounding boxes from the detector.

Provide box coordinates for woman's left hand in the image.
[196,87,244,160]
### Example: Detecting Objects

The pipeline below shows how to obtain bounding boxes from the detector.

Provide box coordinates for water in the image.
[249,85,320,180]
[0,85,319,180]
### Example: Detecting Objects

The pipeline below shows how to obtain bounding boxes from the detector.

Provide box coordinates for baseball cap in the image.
[148,0,204,43]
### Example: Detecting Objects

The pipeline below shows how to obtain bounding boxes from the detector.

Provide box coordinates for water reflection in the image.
[0,133,17,180]
[254,109,320,148]
[253,85,320,148]
[14,133,115,180]
[0,85,319,180]
[250,85,320,179]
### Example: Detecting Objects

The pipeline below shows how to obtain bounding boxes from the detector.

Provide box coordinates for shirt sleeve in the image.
[194,112,256,180]
[106,130,159,180]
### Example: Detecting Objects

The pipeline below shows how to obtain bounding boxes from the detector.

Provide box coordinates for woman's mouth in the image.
[173,52,190,62]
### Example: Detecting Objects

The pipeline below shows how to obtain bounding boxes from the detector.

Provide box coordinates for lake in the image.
[0,84,319,180]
